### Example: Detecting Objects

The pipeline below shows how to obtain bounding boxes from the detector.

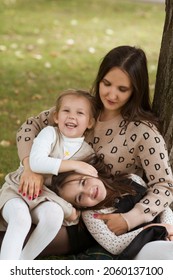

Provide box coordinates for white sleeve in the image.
[160,207,173,225]
[29,126,62,175]
[82,210,143,255]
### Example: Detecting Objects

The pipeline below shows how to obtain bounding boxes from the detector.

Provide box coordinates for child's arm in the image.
[82,210,143,255]
[59,160,98,177]
[82,209,173,255]
[65,208,81,223]
[159,207,173,225]
[29,126,62,175]
[30,126,98,177]
[19,157,44,198]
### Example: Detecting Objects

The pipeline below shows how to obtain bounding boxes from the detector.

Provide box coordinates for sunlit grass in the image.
[0,0,165,184]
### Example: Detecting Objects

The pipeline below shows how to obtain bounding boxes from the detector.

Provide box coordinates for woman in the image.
[86,45,173,234]
[14,45,173,259]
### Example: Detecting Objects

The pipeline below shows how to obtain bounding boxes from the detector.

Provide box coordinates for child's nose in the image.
[68,115,75,119]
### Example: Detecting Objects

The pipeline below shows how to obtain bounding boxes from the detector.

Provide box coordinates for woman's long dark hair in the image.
[51,154,137,210]
[90,45,159,129]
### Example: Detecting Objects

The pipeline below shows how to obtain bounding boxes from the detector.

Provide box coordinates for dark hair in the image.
[90,45,159,128]
[51,154,136,210]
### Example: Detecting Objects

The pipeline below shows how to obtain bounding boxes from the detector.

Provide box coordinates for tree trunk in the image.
[152,0,173,170]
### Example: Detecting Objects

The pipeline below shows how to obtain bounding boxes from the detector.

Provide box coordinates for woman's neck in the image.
[99,109,121,121]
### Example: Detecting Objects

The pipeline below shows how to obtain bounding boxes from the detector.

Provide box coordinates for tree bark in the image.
[152,0,173,170]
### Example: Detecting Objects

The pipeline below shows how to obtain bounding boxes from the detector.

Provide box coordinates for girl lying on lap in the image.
[51,154,173,259]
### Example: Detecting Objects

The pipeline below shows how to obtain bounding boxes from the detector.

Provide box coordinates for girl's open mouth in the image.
[65,122,77,128]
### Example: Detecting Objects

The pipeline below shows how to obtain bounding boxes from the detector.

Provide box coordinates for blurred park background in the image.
[0,0,165,185]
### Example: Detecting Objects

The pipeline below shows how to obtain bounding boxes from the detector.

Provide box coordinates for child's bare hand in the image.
[66,207,81,222]
[59,160,98,177]
[74,162,98,177]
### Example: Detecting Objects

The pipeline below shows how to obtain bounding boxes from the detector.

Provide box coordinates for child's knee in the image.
[34,202,64,230]
[45,204,64,227]
[2,199,32,229]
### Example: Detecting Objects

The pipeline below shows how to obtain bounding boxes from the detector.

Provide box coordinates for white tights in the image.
[0,198,64,260]
[134,240,173,260]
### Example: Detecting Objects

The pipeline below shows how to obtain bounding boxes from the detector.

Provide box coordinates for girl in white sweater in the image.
[0,89,96,259]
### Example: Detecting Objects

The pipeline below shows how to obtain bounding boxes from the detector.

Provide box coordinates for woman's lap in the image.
[1,224,172,259]
[38,221,96,257]
[0,222,96,258]
[66,222,96,254]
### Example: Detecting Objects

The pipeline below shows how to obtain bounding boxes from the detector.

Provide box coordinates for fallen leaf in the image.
[0,140,11,147]
[31,94,42,100]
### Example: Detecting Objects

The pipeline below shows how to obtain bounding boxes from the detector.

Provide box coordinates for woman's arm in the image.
[17,107,55,198]
[16,107,55,163]
[121,124,173,231]
[94,156,173,236]
[123,124,173,230]
[29,126,98,177]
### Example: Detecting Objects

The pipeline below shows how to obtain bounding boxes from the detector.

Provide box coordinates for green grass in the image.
[0,0,165,185]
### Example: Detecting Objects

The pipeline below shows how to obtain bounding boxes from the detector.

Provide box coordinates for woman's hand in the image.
[93,213,128,235]
[73,161,98,177]
[19,157,44,200]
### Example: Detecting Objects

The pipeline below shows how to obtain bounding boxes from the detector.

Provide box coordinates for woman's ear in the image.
[53,111,59,124]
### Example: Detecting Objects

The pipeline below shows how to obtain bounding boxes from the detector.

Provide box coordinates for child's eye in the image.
[76,193,82,204]
[81,179,86,186]
[78,111,84,115]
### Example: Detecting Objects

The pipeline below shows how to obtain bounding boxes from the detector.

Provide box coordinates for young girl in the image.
[51,154,173,259]
[0,89,97,259]
[12,45,173,259]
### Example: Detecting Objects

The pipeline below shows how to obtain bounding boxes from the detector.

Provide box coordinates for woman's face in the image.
[99,67,133,119]
[58,174,107,208]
